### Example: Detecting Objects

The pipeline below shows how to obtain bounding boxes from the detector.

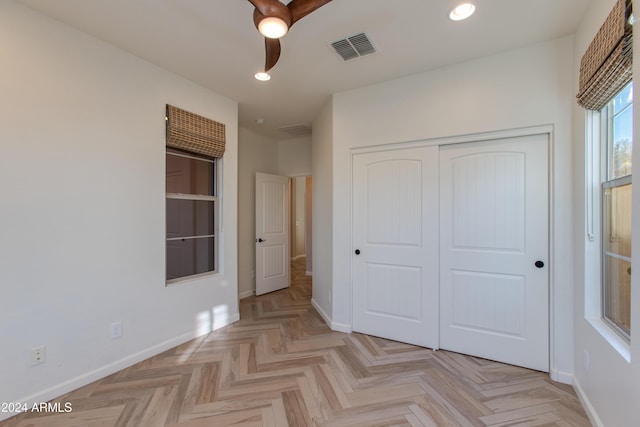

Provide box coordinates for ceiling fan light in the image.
[254,72,271,81]
[258,17,288,39]
[449,3,475,21]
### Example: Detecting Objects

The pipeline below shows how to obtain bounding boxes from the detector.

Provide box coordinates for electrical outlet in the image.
[31,345,45,366]
[111,321,122,339]
[583,349,590,372]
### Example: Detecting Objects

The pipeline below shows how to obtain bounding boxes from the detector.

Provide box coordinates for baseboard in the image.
[310,298,352,333]
[239,290,255,299]
[305,271,312,276]
[572,376,605,427]
[550,368,573,385]
[330,320,352,333]
[0,313,240,422]
[311,298,330,325]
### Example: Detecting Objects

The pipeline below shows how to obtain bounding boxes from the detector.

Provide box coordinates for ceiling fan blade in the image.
[246,0,277,17]
[288,0,333,26]
[264,37,281,72]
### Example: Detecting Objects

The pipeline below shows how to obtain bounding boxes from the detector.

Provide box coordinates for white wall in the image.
[237,127,279,298]
[278,136,312,176]
[311,101,334,324]
[572,1,639,425]
[0,2,238,418]
[325,37,576,378]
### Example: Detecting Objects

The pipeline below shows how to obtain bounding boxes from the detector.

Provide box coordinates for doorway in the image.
[290,176,313,276]
[255,173,313,296]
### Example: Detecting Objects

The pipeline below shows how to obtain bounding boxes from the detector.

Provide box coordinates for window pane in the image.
[166,199,214,238]
[613,83,633,114]
[611,107,633,179]
[603,183,632,258]
[167,237,215,280]
[166,151,215,196]
[609,82,633,179]
[603,254,631,336]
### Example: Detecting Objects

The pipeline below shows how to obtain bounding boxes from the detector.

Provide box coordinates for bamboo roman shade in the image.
[577,0,633,110]
[165,105,226,158]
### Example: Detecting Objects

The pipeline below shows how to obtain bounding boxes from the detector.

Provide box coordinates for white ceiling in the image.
[20,0,591,139]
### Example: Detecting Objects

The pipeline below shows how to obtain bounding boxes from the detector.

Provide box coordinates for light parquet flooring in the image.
[2,258,591,427]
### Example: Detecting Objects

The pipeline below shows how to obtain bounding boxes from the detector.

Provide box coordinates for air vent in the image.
[331,33,376,61]
[279,124,312,136]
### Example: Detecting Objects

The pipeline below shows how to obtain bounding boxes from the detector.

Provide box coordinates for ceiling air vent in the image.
[279,124,312,136]
[331,33,376,61]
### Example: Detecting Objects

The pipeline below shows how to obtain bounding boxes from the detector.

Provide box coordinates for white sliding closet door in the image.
[352,146,439,349]
[439,135,549,371]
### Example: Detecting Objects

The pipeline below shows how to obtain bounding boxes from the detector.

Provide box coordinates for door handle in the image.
[256,238,266,243]
[535,260,544,268]
[355,249,360,255]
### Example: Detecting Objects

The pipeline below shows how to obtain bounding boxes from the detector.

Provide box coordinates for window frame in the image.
[165,148,220,284]
[598,81,632,342]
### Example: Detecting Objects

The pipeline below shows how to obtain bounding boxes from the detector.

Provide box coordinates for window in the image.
[600,81,632,340]
[166,148,218,282]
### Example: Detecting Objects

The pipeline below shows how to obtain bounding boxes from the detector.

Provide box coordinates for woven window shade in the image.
[166,105,226,158]
[577,0,633,110]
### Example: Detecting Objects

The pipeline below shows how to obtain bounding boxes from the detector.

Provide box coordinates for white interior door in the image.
[256,173,290,296]
[439,134,549,371]
[352,146,439,349]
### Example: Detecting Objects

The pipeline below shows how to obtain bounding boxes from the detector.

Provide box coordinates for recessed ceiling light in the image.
[449,3,476,21]
[254,72,271,81]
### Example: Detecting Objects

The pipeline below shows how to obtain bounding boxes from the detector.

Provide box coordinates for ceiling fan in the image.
[247,0,333,75]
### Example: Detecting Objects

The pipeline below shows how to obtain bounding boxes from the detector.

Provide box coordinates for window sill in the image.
[166,271,218,287]
[586,316,631,363]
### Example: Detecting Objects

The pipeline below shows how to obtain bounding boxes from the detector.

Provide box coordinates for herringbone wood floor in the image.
[2,258,590,426]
